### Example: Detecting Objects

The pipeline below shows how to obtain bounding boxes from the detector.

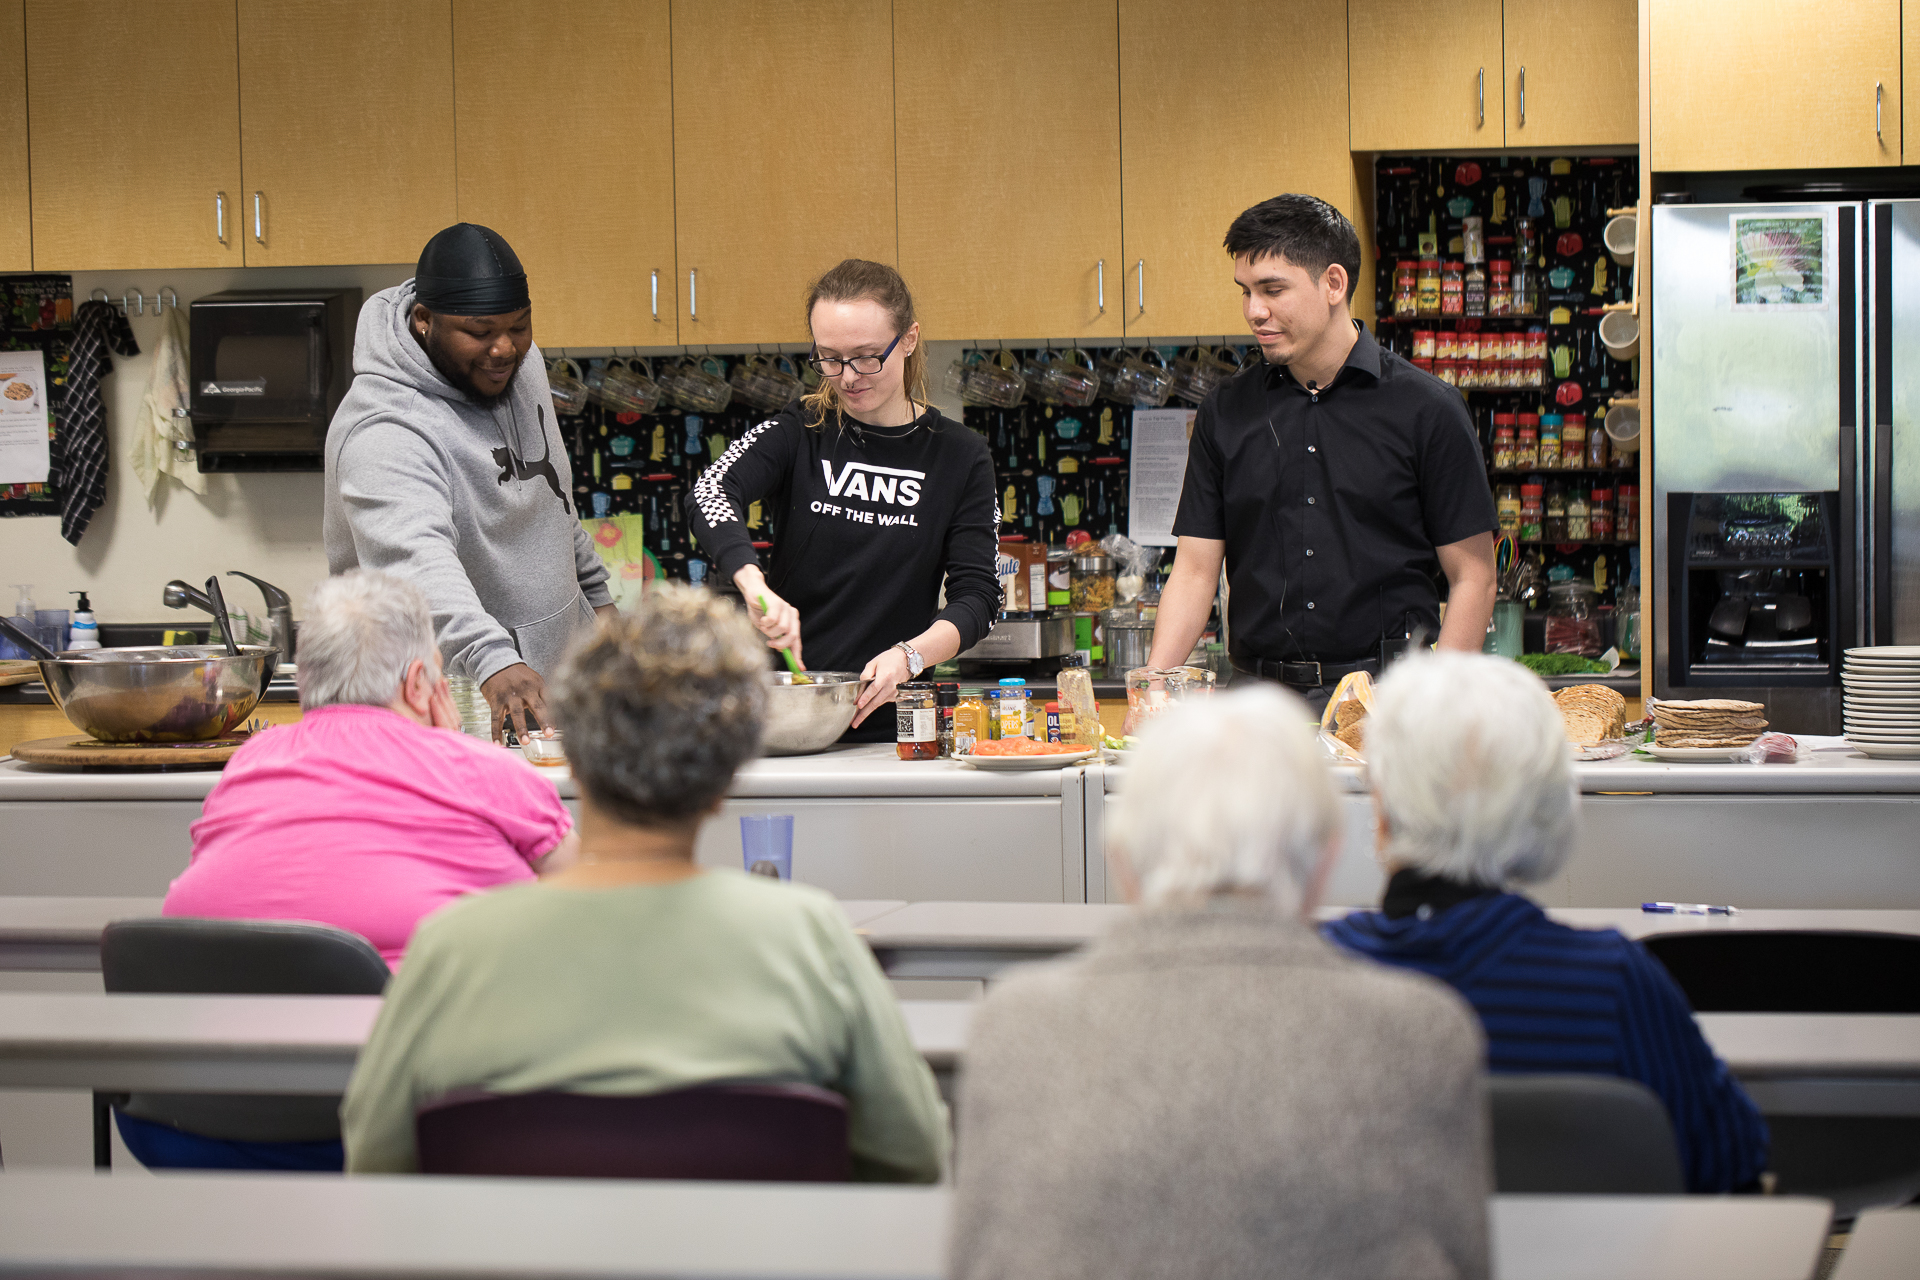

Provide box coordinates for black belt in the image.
[1231,654,1380,688]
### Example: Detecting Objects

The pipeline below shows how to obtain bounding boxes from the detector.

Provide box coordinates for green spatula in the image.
[759,595,810,685]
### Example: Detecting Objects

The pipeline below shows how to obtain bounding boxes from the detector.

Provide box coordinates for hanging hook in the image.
[89,288,108,304]
[159,286,179,312]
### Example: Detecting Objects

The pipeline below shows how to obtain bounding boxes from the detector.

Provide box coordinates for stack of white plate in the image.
[1843,646,1920,758]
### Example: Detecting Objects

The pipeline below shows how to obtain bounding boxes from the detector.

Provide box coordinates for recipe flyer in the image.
[0,348,49,485]
[1128,406,1197,546]
[1731,213,1827,309]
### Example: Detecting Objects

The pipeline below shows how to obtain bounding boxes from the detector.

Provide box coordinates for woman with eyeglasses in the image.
[687,259,1000,740]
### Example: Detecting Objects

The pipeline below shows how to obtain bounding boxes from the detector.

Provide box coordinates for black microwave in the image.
[189,288,361,472]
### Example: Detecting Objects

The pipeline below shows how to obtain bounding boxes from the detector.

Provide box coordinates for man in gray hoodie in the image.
[324,224,613,740]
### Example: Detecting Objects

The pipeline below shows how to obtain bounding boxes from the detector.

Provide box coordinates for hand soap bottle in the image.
[67,591,100,650]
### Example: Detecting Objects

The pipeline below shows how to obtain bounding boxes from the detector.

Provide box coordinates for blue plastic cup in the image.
[741,814,794,880]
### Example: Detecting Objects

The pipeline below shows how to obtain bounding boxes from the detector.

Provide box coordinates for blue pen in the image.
[1642,902,1738,915]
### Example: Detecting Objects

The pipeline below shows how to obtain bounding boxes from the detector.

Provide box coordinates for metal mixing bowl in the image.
[761,671,868,755]
[38,645,279,743]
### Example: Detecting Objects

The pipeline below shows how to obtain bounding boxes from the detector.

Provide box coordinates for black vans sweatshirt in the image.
[685,405,1001,676]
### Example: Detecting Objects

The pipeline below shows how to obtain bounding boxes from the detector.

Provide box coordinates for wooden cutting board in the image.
[0,660,41,687]
[9,733,251,767]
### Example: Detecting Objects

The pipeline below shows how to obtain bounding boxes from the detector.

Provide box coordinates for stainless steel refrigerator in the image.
[1652,199,1920,731]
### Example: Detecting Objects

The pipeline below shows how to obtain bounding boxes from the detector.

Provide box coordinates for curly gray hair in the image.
[549,583,768,826]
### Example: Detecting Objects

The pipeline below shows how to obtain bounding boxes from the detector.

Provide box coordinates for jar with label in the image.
[1519,481,1544,541]
[1070,551,1115,613]
[1590,487,1614,541]
[1440,262,1465,316]
[1537,414,1562,470]
[1515,417,1540,469]
[1416,259,1442,316]
[1463,261,1487,317]
[1495,483,1522,534]
[1512,263,1537,316]
[895,683,939,760]
[1489,261,1512,316]
[936,683,958,756]
[1561,414,1587,469]
[996,677,1030,739]
[1492,414,1517,468]
[1566,489,1591,540]
[1393,261,1419,319]
[1462,216,1486,263]
[1543,483,1569,542]
[953,687,986,756]
[1526,327,1549,361]
[1617,484,1639,540]
[1436,330,1460,361]
[1435,359,1459,387]
[1412,329,1437,359]
[1457,331,1480,364]
[1044,701,1063,743]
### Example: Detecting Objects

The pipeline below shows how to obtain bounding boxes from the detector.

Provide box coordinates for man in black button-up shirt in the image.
[1148,195,1498,709]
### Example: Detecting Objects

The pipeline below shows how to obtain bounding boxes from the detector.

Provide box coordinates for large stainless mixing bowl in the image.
[761,671,868,755]
[38,645,279,743]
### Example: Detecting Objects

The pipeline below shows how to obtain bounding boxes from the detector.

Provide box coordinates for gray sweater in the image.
[951,902,1492,1280]
[323,282,612,684]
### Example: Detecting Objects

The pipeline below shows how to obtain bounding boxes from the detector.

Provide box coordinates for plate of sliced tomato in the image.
[956,739,1097,770]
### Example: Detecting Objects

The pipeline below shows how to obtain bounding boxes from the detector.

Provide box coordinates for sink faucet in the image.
[162,580,216,615]
[227,572,295,664]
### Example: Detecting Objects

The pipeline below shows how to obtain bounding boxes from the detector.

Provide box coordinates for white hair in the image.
[1369,652,1579,887]
[296,570,439,711]
[1111,685,1338,912]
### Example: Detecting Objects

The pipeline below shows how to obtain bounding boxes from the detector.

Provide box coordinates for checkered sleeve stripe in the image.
[691,418,779,529]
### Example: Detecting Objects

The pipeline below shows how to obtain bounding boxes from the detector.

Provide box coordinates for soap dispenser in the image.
[67,591,100,649]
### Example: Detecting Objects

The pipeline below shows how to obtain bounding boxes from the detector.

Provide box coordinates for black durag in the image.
[413,223,530,316]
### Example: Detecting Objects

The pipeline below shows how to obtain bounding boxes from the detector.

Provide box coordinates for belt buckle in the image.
[1284,660,1323,686]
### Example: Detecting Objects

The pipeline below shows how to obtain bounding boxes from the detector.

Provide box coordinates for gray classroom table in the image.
[1831,1207,1920,1280]
[0,1173,1835,1280]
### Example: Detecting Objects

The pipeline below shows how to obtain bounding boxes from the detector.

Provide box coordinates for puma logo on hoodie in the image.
[494,406,570,511]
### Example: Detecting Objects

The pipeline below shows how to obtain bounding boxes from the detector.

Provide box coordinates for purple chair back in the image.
[414,1083,852,1181]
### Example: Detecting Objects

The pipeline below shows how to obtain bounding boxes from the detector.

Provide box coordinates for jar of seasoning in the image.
[1617,484,1639,540]
[895,683,939,760]
[1525,359,1547,389]
[1526,326,1549,361]
[1464,262,1487,317]
[1070,550,1115,613]
[1585,417,1608,468]
[1393,261,1419,320]
[1537,414,1562,470]
[1435,359,1459,387]
[1561,414,1588,469]
[1519,481,1544,540]
[996,677,1031,739]
[1515,415,1540,469]
[1590,487,1615,541]
[1412,329,1437,359]
[1440,262,1465,316]
[1496,483,1522,534]
[953,687,986,755]
[1416,259,1442,316]
[1543,483,1569,542]
[1436,329,1460,361]
[1457,331,1480,364]
[1045,701,1063,743]
[936,682,959,756]
[1567,488,1592,540]
[1489,261,1512,316]
[1492,414,1517,469]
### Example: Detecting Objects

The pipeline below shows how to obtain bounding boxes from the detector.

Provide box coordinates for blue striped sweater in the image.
[1324,892,1768,1193]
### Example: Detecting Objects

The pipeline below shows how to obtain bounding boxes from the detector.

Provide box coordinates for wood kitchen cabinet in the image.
[1118,0,1357,339]
[237,0,457,267]
[671,0,895,347]
[1503,0,1636,148]
[26,0,240,271]
[454,0,674,348]
[0,2,26,273]
[1350,0,1504,152]
[895,0,1122,341]
[1651,0,1900,170]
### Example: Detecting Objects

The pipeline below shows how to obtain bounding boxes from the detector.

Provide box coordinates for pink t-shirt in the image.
[165,703,571,964]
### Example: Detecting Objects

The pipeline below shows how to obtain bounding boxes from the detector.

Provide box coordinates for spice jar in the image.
[1525,326,1549,361]
[1440,262,1465,316]
[1464,262,1487,317]
[1416,259,1442,316]
[895,683,939,760]
[1617,484,1639,540]
[1561,414,1588,469]
[1543,483,1569,542]
[1412,329,1437,359]
[1489,261,1512,316]
[1044,701,1063,743]
[1538,414,1562,470]
[1491,414,1517,469]
[953,687,986,756]
[1567,488,1592,540]
[1515,417,1540,469]
[1519,481,1544,540]
[1070,551,1115,613]
[1436,330,1460,361]
[936,682,959,756]
[1393,261,1419,320]
[996,677,1031,739]
[1585,416,1609,468]
[1590,487,1615,541]
[1496,483,1522,534]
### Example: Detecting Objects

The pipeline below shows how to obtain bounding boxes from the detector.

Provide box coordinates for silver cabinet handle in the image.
[1097,259,1105,314]
[215,191,227,245]
[1518,66,1526,128]
[1877,82,1884,140]
[252,191,263,244]
[1477,67,1485,127]
[1135,259,1145,314]
[689,268,698,321]
[651,269,659,321]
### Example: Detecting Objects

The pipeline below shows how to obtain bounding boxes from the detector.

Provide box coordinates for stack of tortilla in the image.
[1553,684,1628,745]
[1651,698,1768,748]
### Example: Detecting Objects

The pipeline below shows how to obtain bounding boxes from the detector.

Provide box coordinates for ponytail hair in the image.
[800,259,929,431]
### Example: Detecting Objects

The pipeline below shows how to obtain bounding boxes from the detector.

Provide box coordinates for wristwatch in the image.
[894,641,925,679]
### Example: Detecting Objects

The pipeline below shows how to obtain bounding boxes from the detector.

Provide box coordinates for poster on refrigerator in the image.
[1731,213,1827,309]
[1128,407,1197,546]
[0,349,50,485]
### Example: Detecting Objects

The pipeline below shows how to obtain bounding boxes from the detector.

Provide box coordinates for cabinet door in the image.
[0,2,25,272]
[896,0,1122,341]
[672,0,895,346]
[1652,0,1899,170]
[1118,0,1355,338]
[1350,0,1503,152]
[1503,0,1636,147]
[454,0,674,348]
[238,0,457,267]
[26,0,239,271]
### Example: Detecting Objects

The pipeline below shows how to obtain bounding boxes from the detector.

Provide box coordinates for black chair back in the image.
[416,1084,852,1182]
[101,917,389,996]
[1489,1074,1684,1194]
[1641,930,1920,1013]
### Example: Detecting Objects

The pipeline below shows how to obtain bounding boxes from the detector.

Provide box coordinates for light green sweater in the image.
[341,870,949,1180]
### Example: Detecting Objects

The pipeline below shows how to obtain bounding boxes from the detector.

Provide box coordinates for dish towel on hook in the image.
[57,299,140,544]
[131,302,203,501]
